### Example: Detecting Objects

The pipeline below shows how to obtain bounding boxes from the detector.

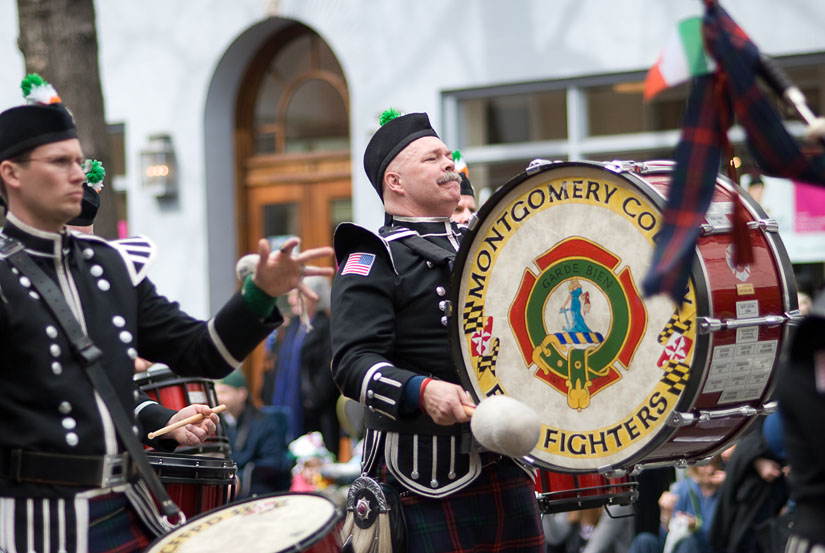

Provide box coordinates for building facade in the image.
[2,0,824,395]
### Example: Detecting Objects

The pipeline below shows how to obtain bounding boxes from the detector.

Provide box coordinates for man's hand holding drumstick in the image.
[154,403,223,446]
[420,379,542,458]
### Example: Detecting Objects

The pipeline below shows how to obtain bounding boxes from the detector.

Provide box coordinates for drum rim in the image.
[147,451,237,482]
[448,160,718,472]
[146,492,344,553]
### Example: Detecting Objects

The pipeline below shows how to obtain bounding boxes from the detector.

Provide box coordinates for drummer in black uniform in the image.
[331,109,543,552]
[776,315,825,553]
[0,75,333,553]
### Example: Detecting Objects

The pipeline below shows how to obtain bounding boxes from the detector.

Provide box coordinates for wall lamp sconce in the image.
[140,133,177,199]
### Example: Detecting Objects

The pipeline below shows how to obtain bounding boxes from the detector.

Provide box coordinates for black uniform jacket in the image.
[0,214,283,498]
[776,315,825,543]
[331,216,484,498]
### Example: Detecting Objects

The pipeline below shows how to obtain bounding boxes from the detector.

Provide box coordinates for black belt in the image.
[0,449,132,487]
[365,410,471,436]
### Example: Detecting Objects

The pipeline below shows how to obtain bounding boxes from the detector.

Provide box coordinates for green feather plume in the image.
[20,73,47,97]
[83,159,106,192]
[379,108,401,126]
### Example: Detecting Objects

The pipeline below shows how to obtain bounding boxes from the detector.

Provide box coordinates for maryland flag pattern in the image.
[463,302,485,334]
[659,359,691,396]
[477,338,500,376]
[658,310,693,345]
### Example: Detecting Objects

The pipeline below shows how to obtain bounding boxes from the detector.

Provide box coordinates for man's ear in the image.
[0,160,22,193]
[384,171,404,195]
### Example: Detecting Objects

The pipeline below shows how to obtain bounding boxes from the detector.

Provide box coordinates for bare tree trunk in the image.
[16,0,117,238]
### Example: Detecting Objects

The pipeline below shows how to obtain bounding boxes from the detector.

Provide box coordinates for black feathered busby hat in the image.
[0,74,77,162]
[68,159,105,227]
[363,108,439,200]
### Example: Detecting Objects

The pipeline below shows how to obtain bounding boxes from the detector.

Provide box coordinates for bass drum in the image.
[146,493,343,553]
[450,160,798,473]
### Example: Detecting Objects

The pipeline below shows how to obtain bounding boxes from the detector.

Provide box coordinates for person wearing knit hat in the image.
[332,109,543,553]
[0,74,333,553]
[450,149,477,225]
[215,370,294,498]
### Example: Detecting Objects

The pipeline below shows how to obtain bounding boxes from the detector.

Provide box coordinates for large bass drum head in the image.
[450,161,705,472]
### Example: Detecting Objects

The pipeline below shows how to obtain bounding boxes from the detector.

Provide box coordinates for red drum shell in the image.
[146,493,343,553]
[534,469,638,513]
[148,452,236,518]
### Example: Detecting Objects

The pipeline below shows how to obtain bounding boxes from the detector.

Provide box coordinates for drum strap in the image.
[392,234,457,268]
[0,236,183,522]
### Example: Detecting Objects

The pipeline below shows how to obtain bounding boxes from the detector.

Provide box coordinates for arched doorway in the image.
[235,22,351,404]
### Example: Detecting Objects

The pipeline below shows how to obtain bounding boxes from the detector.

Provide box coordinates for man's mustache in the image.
[437,171,462,185]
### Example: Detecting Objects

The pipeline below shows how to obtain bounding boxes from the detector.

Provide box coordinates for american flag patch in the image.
[341,253,375,276]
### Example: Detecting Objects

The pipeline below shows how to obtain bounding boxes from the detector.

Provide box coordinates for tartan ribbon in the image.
[643,1,825,301]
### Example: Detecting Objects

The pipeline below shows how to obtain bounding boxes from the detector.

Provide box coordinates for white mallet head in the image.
[469,395,542,458]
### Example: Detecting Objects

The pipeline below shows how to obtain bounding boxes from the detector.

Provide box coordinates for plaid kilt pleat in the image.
[87,493,153,553]
[389,458,544,553]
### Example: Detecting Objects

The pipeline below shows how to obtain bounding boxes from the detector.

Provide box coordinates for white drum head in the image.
[147,493,341,553]
[451,162,700,472]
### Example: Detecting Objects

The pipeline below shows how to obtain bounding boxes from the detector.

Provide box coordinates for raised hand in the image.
[252,237,334,299]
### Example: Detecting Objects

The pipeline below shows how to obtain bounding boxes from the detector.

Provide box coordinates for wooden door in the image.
[242,151,351,404]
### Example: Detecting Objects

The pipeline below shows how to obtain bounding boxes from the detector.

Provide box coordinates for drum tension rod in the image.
[696,311,801,334]
[667,401,776,429]
[699,218,779,236]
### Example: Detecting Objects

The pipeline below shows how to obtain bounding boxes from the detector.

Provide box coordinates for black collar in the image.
[1,213,70,258]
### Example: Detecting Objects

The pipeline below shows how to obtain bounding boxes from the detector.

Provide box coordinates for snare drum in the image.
[535,469,638,513]
[450,160,797,473]
[146,493,343,553]
[135,365,230,456]
[148,452,236,518]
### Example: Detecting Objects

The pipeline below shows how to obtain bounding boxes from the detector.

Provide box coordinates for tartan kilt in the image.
[87,493,153,553]
[382,455,544,553]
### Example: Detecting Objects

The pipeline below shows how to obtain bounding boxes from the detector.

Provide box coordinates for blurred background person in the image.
[709,414,789,553]
[451,149,477,225]
[627,458,725,553]
[298,275,339,458]
[216,369,294,498]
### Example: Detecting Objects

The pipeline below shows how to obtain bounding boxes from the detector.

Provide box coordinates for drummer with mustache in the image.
[331,109,543,553]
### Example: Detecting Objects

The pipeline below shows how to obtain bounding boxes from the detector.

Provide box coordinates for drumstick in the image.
[147,404,227,440]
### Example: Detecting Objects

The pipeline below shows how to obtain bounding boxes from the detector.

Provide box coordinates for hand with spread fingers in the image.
[252,237,334,299]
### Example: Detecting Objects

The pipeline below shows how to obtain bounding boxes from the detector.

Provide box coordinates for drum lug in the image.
[604,160,642,174]
[667,411,697,427]
[697,314,789,334]
[700,218,779,236]
[762,400,778,413]
[785,309,805,325]
[630,457,690,475]
[438,300,452,316]
[465,213,480,231]
[600,467,627,479]
[526,159,553,174]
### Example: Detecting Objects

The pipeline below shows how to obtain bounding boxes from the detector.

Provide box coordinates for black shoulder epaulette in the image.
[334,223,396,273]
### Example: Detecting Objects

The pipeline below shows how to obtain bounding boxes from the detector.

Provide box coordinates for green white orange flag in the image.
[644,17,715,100]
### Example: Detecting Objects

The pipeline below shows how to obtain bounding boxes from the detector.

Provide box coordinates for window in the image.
[445,55,825,200]
[252,28,349,155]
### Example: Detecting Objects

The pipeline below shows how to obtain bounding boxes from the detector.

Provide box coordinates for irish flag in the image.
[644,17,715,100]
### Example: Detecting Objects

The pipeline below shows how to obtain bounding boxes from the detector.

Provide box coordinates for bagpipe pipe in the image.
[643,0,825,302]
